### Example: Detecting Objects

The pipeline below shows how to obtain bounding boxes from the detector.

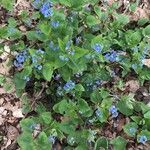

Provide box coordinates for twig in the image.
[24,81,48,118]
[14,0,22,8]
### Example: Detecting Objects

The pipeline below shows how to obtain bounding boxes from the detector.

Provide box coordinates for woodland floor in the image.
[0,0,150,150]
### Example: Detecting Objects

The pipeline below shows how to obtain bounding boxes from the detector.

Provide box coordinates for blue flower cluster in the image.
[51,21,60,28]
[40,1,53,17]
[86,80,101,91]
[14,51,27,68]
[57,86,63,96]
[63,80,75,92]
[109,105,118,118]
[24,76,30,82]
[75,36,82,45]
[49,41,59,51]
[31,49,45,70]
[59,55,69,61]
[35,64,43,70]
[104,50,120,62]
[92,43,103,53]
[139,135,148,144]
[65,41,72,50]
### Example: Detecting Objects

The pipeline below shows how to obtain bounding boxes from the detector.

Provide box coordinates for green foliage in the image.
[1,0,150,149]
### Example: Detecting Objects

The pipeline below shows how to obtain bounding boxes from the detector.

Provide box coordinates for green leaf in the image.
[143,25,150,36]
[75,84,85,91]
[126,31,142,46]
[53,99,68,114]
[131,116,142,124]
[40,112,52,124]
[14,73,26,90]
[123,122,138,137]
[73,47,89,60]
[96,107,109,123]
[42,63,53,81]
[20,118,35,132]
[94,137,108,150]
[38,21,51,36]
[137,130,150,142]
[111,136,127,150]
[144,111,150,119]
[115,14,129,25]
[90,89,102,104]
[1,0,15,11]
[35,132,51,150]
[59,0,72,7]
[78,98,93,117]
[138,18,149,26]
[17,132,36,150]
[117,95,134,116]
[86,15,100,27]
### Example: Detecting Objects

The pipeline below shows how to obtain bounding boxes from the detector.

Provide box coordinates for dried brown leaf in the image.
[125,80,140,93]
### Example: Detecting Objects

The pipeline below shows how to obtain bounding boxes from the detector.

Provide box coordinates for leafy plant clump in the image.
[0,0,150,149]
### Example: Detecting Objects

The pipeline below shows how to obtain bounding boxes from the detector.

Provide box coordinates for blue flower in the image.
[35,64,42,70]
[59,55,69,61]
[109,105,118,118]
[95,108,102,118]
[131,64,137,70]
[104,50,120,62]
[16,55,25,63]
[14,51,27,68]
[32,56,38,63]
[95,80,101,86]
[36,49,45,54]
[92,43,103,53]
[139,135,148,144]
[65,41,71,50]
[51,21,60,28]
[75,36,81,45]
[24,76,30,82]
[14,60,23,68]
[48,135,56,144]
[40,2,53,17]
[68,49,75,55]
[63,80,75,91]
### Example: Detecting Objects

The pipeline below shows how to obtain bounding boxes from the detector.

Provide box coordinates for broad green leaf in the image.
[40,112,52,124]
[144,111,150,119]
[78,98,93,117]
[86,15,100,27]
[123,122,138,137]
[42,63,53,81]
[35,132,51,150]
[90,89,102,104]
[143,25,150,36]
[94,137,108,150]
[38,21,51,36]
[117,95,134,116]
[138,18,149,26]
[75,84,85,91]
[1,0,15,11]
[17,132,36,150]
[111,136,127,150]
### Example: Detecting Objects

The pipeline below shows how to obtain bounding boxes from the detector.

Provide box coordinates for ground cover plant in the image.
[0,0,150,149]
